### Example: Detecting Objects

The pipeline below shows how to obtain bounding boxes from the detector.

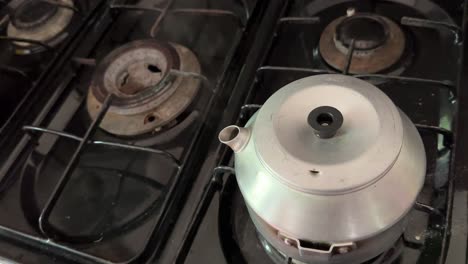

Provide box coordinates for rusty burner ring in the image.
[335,14,389,53]
[7,0,74,52]
[87,39,201,137]
[319,13,406,74]
[11,0,59,29]
[90,40,181,110]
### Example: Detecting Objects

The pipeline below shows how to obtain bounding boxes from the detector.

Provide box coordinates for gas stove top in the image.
[0,0,467,264]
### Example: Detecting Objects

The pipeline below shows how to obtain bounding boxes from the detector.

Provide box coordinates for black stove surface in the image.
[0,0,468,264]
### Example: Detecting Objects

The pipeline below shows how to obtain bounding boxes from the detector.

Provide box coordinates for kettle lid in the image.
[253,74,404,194]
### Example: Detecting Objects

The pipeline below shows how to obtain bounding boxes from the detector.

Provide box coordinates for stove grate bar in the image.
[256,65,334,75]
[0,36,55,52]
[0,64,32,83]
[342,39,355,74]
[170,8,245,28]
[40,0,82,15]
[21,93,183,242]
[401,17,462,44]
[36,94,114,239]
[109,4,163,13]
[108,0,247,36]
[414,201,443,217]
[415,124,453,149]
[255,66,456,97]
[355,74,456,97]
[240,104,262,111]
[174,166,235,263]
[22,94,180,243]
[150,0,175,37]
[240,104,262,118]
[213,165,236,175]
[0,225,110,264]
[239,0,249,19]
[278,16,320,25]
[21,126,181,166]
[71,57,96,67]
[168,69,213,93]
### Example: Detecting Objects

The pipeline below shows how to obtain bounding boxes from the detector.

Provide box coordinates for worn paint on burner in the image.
[319,12,406,74]
[87,39,201,136]
[7,0,74,52]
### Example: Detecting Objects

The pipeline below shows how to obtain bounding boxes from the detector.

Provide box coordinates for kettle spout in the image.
[218,125,250,153]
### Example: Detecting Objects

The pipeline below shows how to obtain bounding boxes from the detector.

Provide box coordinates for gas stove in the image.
[0,0,467,264]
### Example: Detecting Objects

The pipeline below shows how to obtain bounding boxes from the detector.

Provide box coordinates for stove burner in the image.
[7,0,74,51]
[335,14,388,52]
[319,13,405,74]
[87,40,201,136]
[11,1,58,29]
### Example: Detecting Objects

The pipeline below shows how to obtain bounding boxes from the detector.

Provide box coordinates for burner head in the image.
[7,0,74,53]
[319,13,405,74]
[11,1,58,29]
[335,14,388,52]
[87,40,201,136]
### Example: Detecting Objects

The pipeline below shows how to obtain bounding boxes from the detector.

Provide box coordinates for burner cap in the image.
[335,14,388,51]
[87,40,201,136]
[11,0,58,29]
[319,13,405,74]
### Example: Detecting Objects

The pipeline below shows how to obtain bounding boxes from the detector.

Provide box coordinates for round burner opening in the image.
[336,15,388,51]
[319,13,406,74]
[114,56,168,96]
[12,0,58,29]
